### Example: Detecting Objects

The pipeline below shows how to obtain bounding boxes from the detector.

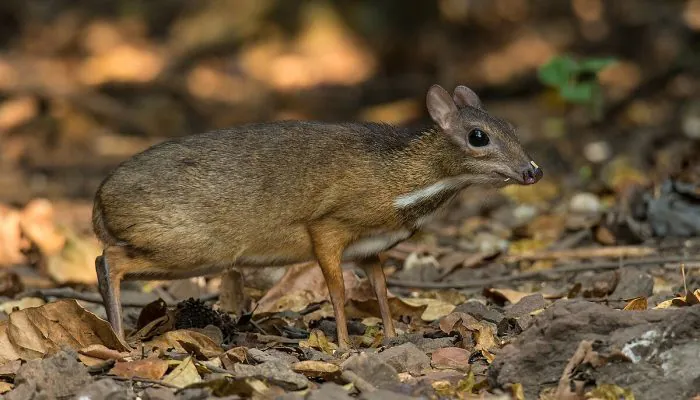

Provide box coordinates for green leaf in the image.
[538,56,578,87]
[579,57,617,73]
[560,82,596,104]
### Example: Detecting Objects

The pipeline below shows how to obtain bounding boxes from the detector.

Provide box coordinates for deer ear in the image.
[427,84,459,130]
[453,85,482,109]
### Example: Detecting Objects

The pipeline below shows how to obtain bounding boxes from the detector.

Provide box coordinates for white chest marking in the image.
[413,204,452,228]
[393,175,471,209]
[343,229,412,260]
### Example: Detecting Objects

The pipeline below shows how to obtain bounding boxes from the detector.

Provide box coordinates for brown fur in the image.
[92,84,542,347]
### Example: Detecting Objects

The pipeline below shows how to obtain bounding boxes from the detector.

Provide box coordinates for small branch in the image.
[503,245,657,263]
[387,256,700,289]
[104,375,181,389]
[16,287,219,307]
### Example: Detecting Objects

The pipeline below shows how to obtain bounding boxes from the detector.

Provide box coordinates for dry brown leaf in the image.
[511,383,525,400]
[258,261,421,325]
[623,297,648,311]
[299,330,338,354]
[439,312,499,353]
[0,205,25,266]
[653,289,700,309]
[501,179,560,205]
[79,344,129,361]
[0,381,13,394]
[430,347,470,371]
[653,299,674,310]
[292,360,341,379]
[162,356,201,388]
[0,297,45,314]
[0,359,21,377]
[257,262,378,314]
[110,359,170,380]
[347,296,427,323]
[220,347,247,371]
[526,214,567,242]
[0,299,128,363]
[45,230,99,285]
[143,329,223,359]
[399,298,455,321]
[585,383,635,400]
[486,288,532,305]
[0,96,37,131]
[601,156,649,195]
[19,199,66,256]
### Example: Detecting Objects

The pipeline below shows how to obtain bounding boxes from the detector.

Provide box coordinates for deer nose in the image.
[521,161,543,185]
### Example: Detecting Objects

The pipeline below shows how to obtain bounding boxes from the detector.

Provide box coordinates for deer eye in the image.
[468,129,490,147]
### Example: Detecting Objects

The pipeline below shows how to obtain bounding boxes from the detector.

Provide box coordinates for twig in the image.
[503,245,656,263]
[546,230,591,251]
[16,287,219,307]
[340,370,376,393]
[105,375,180,389]
[387,256,700,289]
[250,334,302,345]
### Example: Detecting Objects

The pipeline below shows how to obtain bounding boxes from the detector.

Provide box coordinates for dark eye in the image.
[468,129,490,147]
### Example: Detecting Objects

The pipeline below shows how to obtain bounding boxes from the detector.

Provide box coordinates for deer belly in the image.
[342,229,413,260]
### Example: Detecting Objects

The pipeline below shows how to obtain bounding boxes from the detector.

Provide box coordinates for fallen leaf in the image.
[110,358,170,380]
[79,344,129,361]
[19,199,66,256]
[358,325,383,348]
[292,361,341,379]
[585,383,635,400]
[0,297,45,314]
[525,214,567,242]
[45,230,99,285]
[0,381,13,394]
[623,297,647,311]
[486,288,532,305]
[601,156,649,195]
[186,377,270,397]
[430,347,470,371]
[653,299,674,309]
[361,317,382,326]
[347,296,427,323]
[501,179,560,205]
[258,261,400,315]
[0,205,25,266]
[136,298,169,330]
[163,356,202,388]
[0,299,129,363]
[0,359,21,377]
[220,347,248,371]
[399,298,456,321]
[143,329,223,359]
[653,289,700,309]
[511,383,525,400]
[127,313,175,344]
[299,330,338,354]
[439,312,498,353]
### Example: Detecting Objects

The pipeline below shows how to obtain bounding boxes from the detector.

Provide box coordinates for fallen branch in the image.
[387,256,700,289]
[503,245,657,263]
[16,287,219,307]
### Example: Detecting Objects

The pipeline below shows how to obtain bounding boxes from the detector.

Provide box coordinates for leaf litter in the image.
[1,4,700,398]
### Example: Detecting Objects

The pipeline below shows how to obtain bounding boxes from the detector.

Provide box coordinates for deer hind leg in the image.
[96,245,156,338]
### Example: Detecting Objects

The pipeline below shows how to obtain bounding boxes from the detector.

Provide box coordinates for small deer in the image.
[93,84,542,349]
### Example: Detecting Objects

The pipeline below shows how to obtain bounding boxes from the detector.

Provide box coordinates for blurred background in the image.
[1,0,700,286]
